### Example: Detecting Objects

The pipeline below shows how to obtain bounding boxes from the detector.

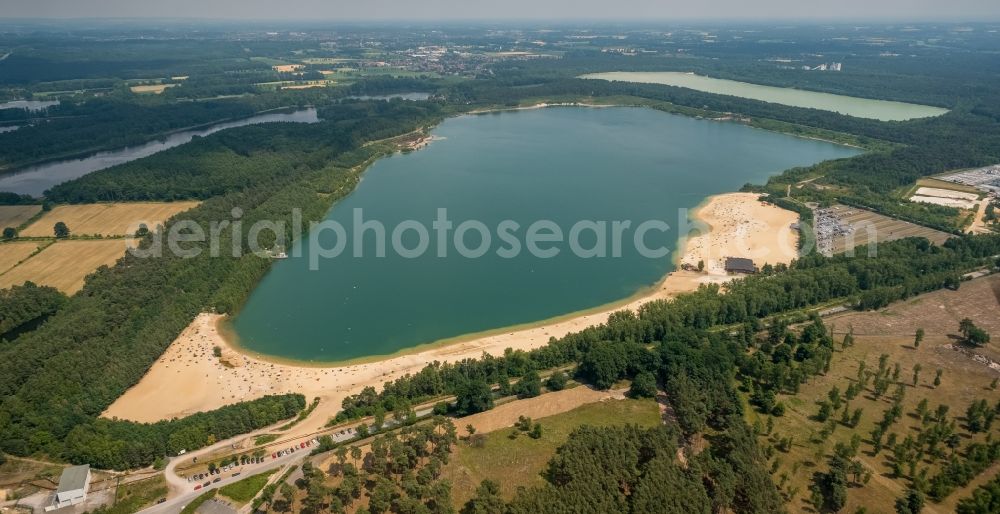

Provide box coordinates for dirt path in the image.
[969,198,995,234]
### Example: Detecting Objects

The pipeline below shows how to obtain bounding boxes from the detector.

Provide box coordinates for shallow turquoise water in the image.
[232,107,859,361]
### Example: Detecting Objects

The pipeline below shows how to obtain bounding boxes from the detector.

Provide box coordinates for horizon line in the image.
[1,16,999,25]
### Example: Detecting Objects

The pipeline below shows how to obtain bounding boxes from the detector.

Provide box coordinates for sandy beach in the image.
[102,192,799,430]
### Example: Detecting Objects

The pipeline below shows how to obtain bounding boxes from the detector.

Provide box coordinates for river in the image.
[0,108,319,196]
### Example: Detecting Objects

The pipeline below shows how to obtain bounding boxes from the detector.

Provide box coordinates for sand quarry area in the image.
[103,192,799,429]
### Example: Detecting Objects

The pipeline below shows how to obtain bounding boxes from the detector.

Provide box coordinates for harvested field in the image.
[0,241,41,274]
[0,205,41,229]
[21,202,199,237]
[272,64,304,72]
[813,204,953,256]
[0,240,130,293]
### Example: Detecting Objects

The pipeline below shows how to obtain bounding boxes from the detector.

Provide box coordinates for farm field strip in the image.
[0,239,131,294]
[21,202,199,237]
[0,241,42,275]
[0,205,42,229]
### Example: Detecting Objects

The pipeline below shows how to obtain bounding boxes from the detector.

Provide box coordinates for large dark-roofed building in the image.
[725,257,757,274]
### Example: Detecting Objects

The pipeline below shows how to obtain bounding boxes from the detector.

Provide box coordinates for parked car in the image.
[157,498,166,504]
[272,453,277,459]
[213,477,221,483]
[203,482,211,487]
[194,485,202,491]
[232,472,241,477]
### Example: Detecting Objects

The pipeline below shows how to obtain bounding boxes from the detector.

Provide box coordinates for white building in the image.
[46,465,91,511]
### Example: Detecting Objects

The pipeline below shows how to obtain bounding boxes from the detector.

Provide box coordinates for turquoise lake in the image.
[581,72,949,121]
[232,107,860,361]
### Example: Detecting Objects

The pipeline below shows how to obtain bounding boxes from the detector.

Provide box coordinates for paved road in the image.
[139,407,433,513]
[140,449,302,514]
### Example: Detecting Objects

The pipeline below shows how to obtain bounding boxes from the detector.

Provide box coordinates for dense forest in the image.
[0,282,66,341]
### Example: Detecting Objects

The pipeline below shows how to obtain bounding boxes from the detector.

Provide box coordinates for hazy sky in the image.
[3,0,999,21]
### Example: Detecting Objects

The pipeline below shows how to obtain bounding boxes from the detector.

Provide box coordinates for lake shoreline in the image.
[473,99,867,150]
[102,191,801,423]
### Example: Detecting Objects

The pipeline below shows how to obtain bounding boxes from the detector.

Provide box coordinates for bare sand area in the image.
[129,84,178,94]
[103,192,799,427]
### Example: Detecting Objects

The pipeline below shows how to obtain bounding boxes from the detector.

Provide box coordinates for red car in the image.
[299,442,306,449]
[194,484,202,490]
[271,453,277,459]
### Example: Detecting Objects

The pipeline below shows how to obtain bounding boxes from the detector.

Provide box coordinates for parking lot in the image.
[812,204,953,256]
[183,438,318,492]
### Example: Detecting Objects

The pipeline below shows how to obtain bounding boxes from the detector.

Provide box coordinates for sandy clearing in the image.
[0,205,42,229]
[103,192,800,426]
[0,239,130,294]
[914,186,979,201]
[21,202,200,237]
[909,195,977,209]
[969,197,996,235]
[130,84,178,94]
[0,241,41,275]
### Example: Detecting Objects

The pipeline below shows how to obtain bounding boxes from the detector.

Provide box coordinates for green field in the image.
[93,476,167,514]
[218,469,277,504]
[440,398,661,505]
